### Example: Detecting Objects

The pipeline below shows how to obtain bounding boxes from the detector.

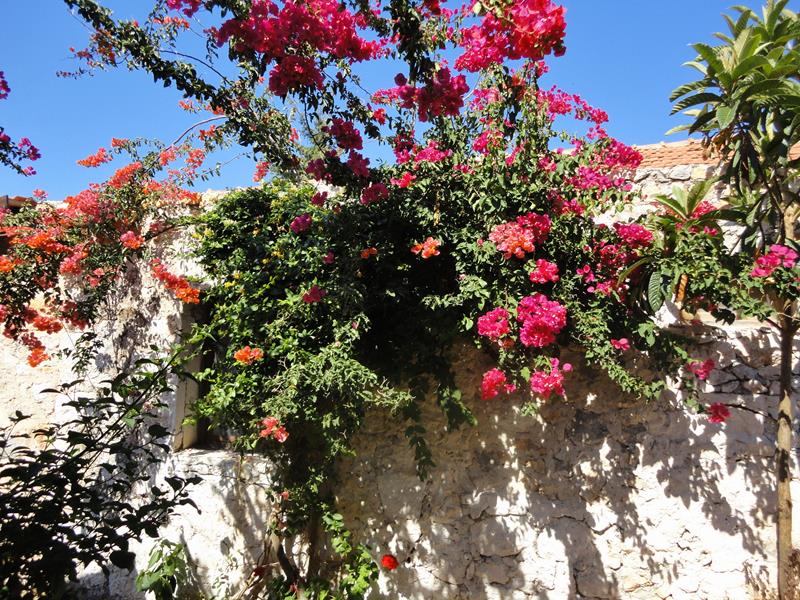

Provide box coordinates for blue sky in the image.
[0,0,765,200]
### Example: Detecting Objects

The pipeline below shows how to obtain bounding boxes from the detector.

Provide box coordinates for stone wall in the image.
[0,169,797,599]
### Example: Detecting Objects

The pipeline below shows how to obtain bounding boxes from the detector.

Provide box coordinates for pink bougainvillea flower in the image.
[360,182,389,205]
[529,259,559,284]
[234,346,264,365]
[477,308,510,341]
[119,230,145,250]
[410,237,440,259]
[311,191,328,206]
[707,402,730,424]
[253,160,270,182]
[610,338,630,351]
[290,213,312,234]
[530,358,572,399]
[687,359,714,381]
[272,425,289,443]
[77,147,112,167]
[516,294,567,348]
[489,213,551,259]
[390,172,416,188]
[302,285,327,303]
[481,368,516,401]
[750,244,799,278]
[614,222,653,248]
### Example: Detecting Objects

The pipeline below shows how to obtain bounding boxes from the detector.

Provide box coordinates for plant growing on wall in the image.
[0,0,764,596]
[0,352,199,599]
[663,1,800,596]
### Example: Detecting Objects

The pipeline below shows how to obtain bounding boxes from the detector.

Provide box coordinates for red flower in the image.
[259,416,289,442]
[477,308,510,341]
[481,368,516,401]
[302,285,327,304]
[360,247,378,259]
[688,359,714,381]
[707,403,730,424]
[381,554,399,570]
[253,161,270,182]
[290,213,312,234]
[234,346,264,365]
[529,259,559,284]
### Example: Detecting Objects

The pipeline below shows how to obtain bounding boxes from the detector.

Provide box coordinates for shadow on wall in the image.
[69,259,789,600]
[333,333,789,600]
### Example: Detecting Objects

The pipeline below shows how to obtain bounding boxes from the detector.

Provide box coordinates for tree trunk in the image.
[777,305,796,600]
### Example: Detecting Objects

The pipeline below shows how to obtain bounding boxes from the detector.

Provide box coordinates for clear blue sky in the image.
[0,0,765,200]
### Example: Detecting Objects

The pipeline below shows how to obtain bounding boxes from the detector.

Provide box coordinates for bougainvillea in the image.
[0,0,746,595]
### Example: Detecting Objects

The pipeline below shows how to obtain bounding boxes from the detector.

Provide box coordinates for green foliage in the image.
[136,540,188,600]
[670,0,800,246]
[0,352,199,599]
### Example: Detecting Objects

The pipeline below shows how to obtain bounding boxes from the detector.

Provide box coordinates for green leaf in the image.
[716,106,736,129]
[647,272,665,313]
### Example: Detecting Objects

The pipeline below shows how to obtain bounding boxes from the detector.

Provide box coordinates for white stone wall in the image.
[0,173,797,599]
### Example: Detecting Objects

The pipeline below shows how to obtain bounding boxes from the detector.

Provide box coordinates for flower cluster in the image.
[325,118,363,151]
[234,346,264,365]
[360,182,389,205]
[613,222,653,248]
[302,284,327,303]
[119,230,145,250]
[516,294,567,348]
[375,69,468,122]
[530,358,572,399]
[456,0,566,72]
[411,237,441,259]
[489,213,551,259]
[481,368,517,401]
[687,359,715,381]
[290,213,312,233]
[77,147,113,167]
[214,0,383,97]
[150,259,200,304]
[707,403,730,424]
[529,259,559,284]
[477,308,511,341]
[259,416,289,443]
[0,71,9,100]
[750,244,798,278]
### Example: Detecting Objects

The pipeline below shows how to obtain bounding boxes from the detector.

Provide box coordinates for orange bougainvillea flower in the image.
[360,247,378,259]
[77,147,112,168]
[381,554,399,570]
[0,255,16,273]
[234,345,264,365]
[410,237,441,259]
[259,416,289,443]
[27,347,49,368]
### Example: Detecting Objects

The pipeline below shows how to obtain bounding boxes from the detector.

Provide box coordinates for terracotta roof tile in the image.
[635,139,717,168]
[636,138,800,169]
